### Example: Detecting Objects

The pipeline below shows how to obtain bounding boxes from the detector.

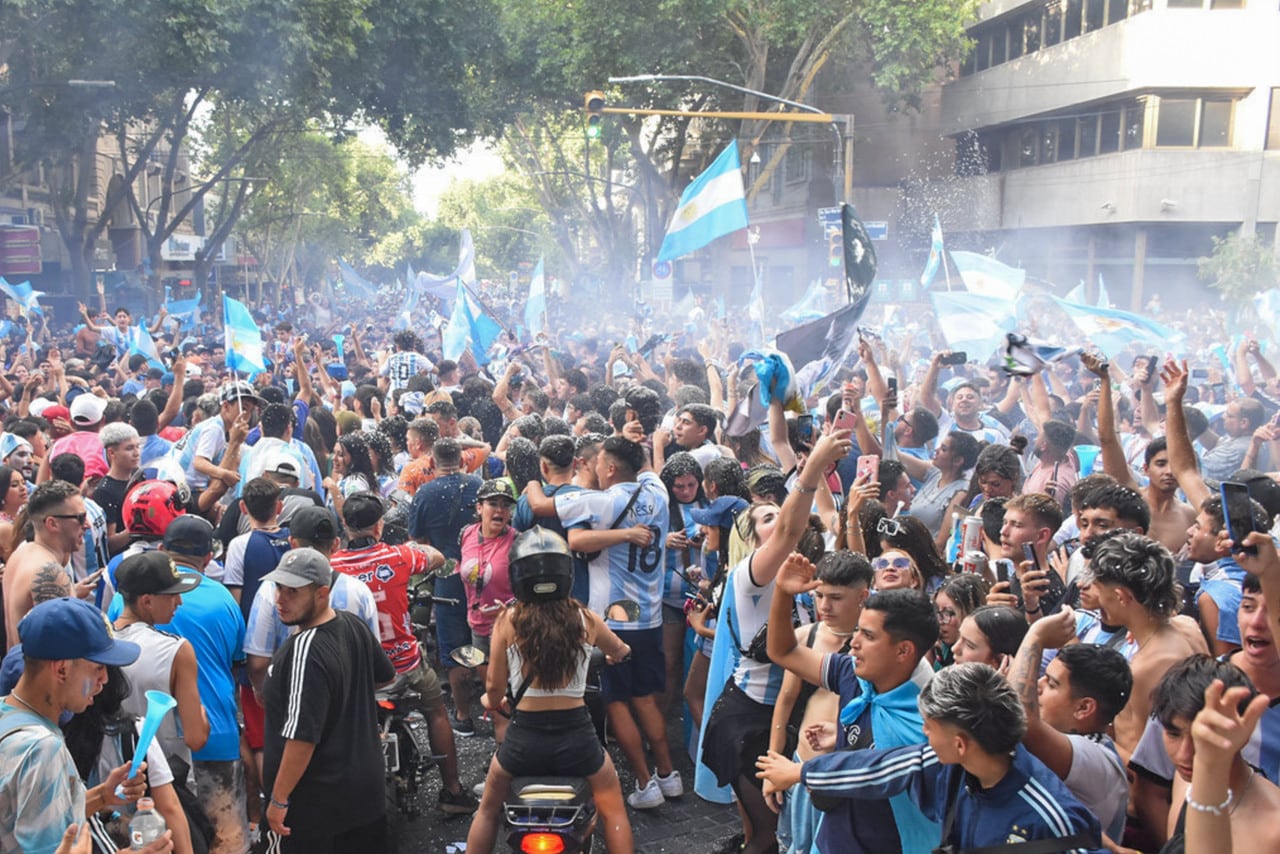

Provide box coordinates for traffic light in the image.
[584,90,605,138]
[827,228,843,269]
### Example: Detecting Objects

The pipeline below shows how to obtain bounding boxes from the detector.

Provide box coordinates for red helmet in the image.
[122,480,186,539]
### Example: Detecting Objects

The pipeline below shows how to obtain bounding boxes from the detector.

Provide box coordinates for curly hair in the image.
[1087,531,1179,618]
[879,515,949,585]
[508,599,589,691]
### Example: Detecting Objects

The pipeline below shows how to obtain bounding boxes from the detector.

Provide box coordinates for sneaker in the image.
[472,781,486,799]
[439,786,479,814]
[656,769,684,798]
[450,711,475,737]
[626,776,665,810]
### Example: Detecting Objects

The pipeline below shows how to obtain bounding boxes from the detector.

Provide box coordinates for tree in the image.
[1199,230,1280,305]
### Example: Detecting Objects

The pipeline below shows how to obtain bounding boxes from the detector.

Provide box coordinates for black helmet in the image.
[509,526,574,603]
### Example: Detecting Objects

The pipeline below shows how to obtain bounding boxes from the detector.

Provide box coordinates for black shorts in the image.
[701,680,773,789]
[497,706,605,779]
[600,627,665,704]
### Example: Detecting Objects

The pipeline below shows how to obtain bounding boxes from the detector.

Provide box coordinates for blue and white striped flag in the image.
[950,251,1025,300]
[164,290,202,331]
[223,295,266,373]
[524,257,546,337]
[0,277,44,316]
[657,141,748,262]
[1052,297,1186,361]
[931,292,1018,361]
[919,215,944,289]
[129,324,165,370]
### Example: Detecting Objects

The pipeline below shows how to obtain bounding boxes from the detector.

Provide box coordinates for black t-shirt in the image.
[93,475,131,532]
[262,610,395,834]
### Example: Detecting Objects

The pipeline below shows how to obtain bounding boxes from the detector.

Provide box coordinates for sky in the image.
[358,127,505,218]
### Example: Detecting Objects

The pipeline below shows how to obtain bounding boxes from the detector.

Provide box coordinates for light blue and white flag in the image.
[1096,274,1111,309]
[0,277,44,316]
[919,215,944,289]
[1254,289,1280,339]
[524,257,546,337]
[1052,297,1186,361]
[463,288,503,366]
[128,324,165,370]
[949,251,1024,300]
[931,292,1018,361]
[780,280,828,325]
[657,141,749,262]
[164,290,202,331]
[337,259,376,299]
[1064,281,1086,304]
[223,295,266,373]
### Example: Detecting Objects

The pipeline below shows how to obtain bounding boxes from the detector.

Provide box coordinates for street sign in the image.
[865,221,888,241]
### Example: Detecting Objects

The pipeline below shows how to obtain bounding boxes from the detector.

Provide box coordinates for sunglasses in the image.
[876,517,903,537]
[47,512,88,525]
[872,556,913,572]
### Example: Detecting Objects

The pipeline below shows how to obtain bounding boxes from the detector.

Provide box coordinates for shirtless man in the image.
[1084,353,1196,552]
[1080,531,1207,764]
[2,480,97,650]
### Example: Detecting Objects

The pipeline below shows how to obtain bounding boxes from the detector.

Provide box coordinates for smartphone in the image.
[797,414,814,444]
[1144,355,1160,376]
[833,409,857,432]
[1211,382,1226,402]
[1022,542,1041,573]
[886,377,898,396]
[994,559,1012,586]
[1190,368,1209,382]
[856,454,879,481]
[940,351,967,366]
[1221,480,1258,555]
[1270,410,1280,429]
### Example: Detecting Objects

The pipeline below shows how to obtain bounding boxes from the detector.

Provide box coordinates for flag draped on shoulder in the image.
[525,257,546,337]
[949,251,1025,300]
[1052,297,1186,361]
[657,141,748,262]
[919,215,944,289]
[223,295,266,374]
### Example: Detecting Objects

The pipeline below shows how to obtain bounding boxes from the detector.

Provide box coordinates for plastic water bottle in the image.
[129,797,166,849]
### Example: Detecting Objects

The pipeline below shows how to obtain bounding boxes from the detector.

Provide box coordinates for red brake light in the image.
[377,700,395,710]
[520,833,566,854]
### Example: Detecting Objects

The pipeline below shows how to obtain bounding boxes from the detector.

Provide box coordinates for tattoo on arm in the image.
[31,561,71,604]
[1010,639,1044,719]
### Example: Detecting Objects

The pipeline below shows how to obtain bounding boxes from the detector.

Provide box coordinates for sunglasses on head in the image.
[872,556,913,572]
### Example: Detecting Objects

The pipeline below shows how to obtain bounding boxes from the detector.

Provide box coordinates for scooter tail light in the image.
[520,833,567,854]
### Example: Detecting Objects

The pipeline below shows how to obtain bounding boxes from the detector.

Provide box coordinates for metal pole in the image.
[609,73,845,201]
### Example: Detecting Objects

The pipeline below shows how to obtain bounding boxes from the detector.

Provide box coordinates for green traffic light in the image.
[587,117,602,138]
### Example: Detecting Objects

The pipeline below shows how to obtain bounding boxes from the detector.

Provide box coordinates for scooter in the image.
[461,599,639,854]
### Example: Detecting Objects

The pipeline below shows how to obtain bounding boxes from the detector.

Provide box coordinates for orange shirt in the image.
[399,446,489,495]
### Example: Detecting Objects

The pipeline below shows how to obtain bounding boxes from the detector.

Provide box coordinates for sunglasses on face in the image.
[876,517,903,537]
[48,512,87,525]
[872,556,913,572]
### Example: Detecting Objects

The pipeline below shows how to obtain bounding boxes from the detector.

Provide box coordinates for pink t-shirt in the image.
[50,431,107,480]
[458,524,516,636]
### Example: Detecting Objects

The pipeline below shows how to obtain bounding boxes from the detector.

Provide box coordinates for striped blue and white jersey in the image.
[0,705,86,854]
[726,555,788,705]
[556,471,669,630]
[175,415,228,489]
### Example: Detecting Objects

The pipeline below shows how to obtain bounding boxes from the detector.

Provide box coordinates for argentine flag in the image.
[919,215,944,289]
[223,295,266,374]
[129,324,165,370]
[657,141,748,262]
[949,251,1025,300]
[1051,297,1186,361]
[931,291,1018,361]
[0,277,45,316]
[525,256,546,337]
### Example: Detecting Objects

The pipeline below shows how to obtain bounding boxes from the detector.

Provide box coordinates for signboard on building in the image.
[161,233,205,262]
[0,226,42,276]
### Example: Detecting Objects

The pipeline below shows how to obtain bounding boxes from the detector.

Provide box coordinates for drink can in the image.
[962,516,983,555]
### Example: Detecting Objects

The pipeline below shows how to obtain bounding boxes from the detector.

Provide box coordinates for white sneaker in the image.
[656,769,683,798]
[472,781,486,799]
[626,776,665,809]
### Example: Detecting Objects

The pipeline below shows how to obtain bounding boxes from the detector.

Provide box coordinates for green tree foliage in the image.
[1199,231,1280,305]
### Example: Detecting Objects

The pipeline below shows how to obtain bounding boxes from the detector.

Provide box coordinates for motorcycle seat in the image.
[375,673,422,703]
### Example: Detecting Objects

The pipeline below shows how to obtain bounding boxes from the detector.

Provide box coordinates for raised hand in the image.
[776,552,820,597]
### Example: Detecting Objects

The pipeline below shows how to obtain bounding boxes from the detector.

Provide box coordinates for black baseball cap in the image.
[289,506,339,544]
[342,492,385,531]
[163,515,216,558]
[116,551,202,596]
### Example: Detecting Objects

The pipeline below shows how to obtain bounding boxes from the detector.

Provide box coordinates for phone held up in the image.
[1220,480,1258,556]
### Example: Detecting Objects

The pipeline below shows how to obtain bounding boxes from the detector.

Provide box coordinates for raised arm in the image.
[768,397,797,473]
[858,338,888,406]
[291,336,314,404]
[157,355,186,430]
[146,307,167,335]
[1162,360,1211,509]
[918,351,945,417]
[1084,353,1138,490]
[1008,609,1079,779]
[77,302,111,334]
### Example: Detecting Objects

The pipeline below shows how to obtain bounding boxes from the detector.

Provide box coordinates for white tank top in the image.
[506,611,592,700]
[117,622,192,778]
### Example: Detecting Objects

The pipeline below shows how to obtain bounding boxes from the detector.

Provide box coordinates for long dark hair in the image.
[336,432,378,492]
[508,599,588,691]
[661,452,706,532]
[62,665,132,781]
[880,516,949,585]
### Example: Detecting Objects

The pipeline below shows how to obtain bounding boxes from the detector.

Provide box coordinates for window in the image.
[976,31,992,71]
[1167,0,1203,7]
[1200,100,1232,146]
[1008,21,1024,59]
[1156,99,1197,146]
[1210,0,1244,7]
[1267,89,1280,150]
[1020,126,1040,167]
[1044,0,1063,45]
[785,147,809,183]
[1123,100,1146,150]
[1064,0,1083,39]
[991,28,1007,64]
[1058,118,1078,160]
[1085,0,1106,32]
[1107,0,1130,23]
[1041,125,1058,163]
[1078,114,1099,157]
[1099,110,1122,153]
[1025,12,1042,52]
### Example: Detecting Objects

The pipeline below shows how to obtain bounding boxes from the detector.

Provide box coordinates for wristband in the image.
[794,483,818,495]
[1024,602,1042,615]
[1184,788,1232,816]
[269,796,290,810]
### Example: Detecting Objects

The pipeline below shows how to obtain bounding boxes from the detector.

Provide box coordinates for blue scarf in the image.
[837,675,939,852]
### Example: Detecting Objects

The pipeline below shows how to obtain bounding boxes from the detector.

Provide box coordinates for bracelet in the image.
[794,483,818,495]
[269,796,290,810]
[1185,788,1232,816]
[1024,603,1042,615]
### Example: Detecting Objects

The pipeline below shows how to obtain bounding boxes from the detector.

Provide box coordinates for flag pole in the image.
[942,249,953,292]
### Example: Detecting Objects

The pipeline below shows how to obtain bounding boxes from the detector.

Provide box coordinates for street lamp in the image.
[608,73,847,201]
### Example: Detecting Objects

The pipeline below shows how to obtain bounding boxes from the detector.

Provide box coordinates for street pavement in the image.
[402,692,742,853]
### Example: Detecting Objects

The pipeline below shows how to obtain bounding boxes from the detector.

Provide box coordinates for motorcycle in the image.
[458,599,638,854]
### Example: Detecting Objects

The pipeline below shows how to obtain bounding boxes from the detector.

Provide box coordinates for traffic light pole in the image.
[608,73,850,203]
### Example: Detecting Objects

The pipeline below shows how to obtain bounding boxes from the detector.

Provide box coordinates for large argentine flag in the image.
[931,291,1017,361]
[1052,297,1186,360]
[950,251,1025,300]
[657,141,748,262]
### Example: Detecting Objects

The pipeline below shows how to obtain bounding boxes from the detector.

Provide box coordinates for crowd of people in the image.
[0,277,1276,854]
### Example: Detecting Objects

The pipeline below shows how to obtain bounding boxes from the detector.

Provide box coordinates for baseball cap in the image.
[116,550,203,596]
[219,381,264,406]
[17,598,140,665]
[28,398,55,419]
[262,547,335,588]
[289,506,338,544]
[163,515,216,558]
[477,479,517,504]
[341,491,385,530]
[262,451,301,481]
[70,393,107,426]
[42,404,71,423]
